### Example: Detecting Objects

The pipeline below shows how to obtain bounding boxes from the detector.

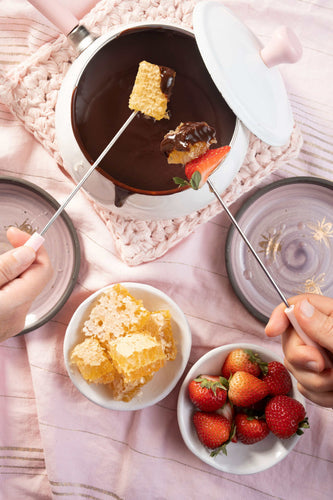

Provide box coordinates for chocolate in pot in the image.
[72,28,236,196]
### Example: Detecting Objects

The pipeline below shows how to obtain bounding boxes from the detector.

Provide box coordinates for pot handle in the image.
[260,26,302,68]
[27,0,79,36]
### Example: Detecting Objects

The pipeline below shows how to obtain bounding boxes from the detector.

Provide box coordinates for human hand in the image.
[0,227,53,342]
[265,294,333,407]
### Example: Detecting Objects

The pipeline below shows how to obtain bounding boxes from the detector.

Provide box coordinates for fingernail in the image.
[12,246,35,267]
[305,361,319,373]
[300,299,314,318]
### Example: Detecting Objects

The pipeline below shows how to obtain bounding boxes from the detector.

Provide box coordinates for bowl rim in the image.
[225,176,333,324]
[63,281,192,411]
[0,175,81,335]
[177,342,306,475]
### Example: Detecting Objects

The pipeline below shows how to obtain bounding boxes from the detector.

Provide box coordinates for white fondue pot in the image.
[28,0,301,220]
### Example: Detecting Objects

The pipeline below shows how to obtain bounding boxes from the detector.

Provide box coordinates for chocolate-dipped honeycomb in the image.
[161,121,217,165]
[129,60,176,120]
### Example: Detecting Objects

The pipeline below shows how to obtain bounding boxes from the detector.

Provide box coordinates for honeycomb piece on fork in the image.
[129,60,176,120]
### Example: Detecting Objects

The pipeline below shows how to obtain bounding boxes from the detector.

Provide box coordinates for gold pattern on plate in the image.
[297,273,325,295]
[307,217,333,248]
[4,218,38,235]
[258,231,282,262]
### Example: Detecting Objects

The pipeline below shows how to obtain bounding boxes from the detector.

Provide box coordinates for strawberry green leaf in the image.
[243,349,268,375]
[194,375,228,394]
[299,417,310,429]
[173,176,190,187]
[296,417,310,435]
[219,376,229,388]
[210,443,228,457]
[189,171,201,190]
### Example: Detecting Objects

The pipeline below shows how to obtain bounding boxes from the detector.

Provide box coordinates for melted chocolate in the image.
[159,66,176,98]
[160,121,216,156]
[72,27,236,196]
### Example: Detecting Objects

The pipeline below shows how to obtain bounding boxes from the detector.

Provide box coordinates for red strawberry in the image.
[262,361,292,396]
[235,413,270,445]
[193,411,232,455]
[221,348,265,379]
[188,375,228,412]
[174,146,231,190]
[228,371,269,407]
[265,395,309,439]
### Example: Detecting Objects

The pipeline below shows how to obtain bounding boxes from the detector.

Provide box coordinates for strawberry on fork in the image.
[173,145,231,190]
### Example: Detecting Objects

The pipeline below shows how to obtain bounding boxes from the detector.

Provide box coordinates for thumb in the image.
[295,298,333,353]
[0,245,36,288]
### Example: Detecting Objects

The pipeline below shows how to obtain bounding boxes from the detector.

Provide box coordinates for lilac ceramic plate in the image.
[226,177,333,322]
[0,176,80,334]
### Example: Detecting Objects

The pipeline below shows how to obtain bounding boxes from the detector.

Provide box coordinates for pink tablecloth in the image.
[0,1,332,499]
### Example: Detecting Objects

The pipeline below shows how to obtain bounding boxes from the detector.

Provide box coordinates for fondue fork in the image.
[25,111,137,249]
[25,56,176,249]
[207,178,333,369]
[24,57,176,249]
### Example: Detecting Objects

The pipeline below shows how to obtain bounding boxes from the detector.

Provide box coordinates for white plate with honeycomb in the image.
[63,282,192,410]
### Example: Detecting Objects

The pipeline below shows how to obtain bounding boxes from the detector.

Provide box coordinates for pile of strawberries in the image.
[188,348,309,456]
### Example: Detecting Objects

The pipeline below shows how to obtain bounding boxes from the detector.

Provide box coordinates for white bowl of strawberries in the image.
[177,343,308,475]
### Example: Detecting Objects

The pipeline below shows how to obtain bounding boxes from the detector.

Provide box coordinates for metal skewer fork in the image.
[207,178,332,369]
[24,111,137,250]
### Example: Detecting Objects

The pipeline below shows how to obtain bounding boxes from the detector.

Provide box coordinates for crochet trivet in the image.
[0,0,302,265]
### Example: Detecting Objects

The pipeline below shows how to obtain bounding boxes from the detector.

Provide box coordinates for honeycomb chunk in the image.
[70,337,117,384]
[109,375,148,402]
[107,332,166,385]
[82,284,150,344]
[143,310,177,361]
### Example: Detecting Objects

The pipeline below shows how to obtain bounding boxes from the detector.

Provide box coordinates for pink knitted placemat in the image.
[0,0,302,266]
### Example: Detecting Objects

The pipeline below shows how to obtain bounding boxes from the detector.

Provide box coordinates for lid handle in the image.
[260,26,302,68]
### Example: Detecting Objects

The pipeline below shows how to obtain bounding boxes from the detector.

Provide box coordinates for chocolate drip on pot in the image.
[114,185,133,207]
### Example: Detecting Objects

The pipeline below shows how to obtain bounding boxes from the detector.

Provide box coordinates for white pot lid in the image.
[193,1,300,146]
